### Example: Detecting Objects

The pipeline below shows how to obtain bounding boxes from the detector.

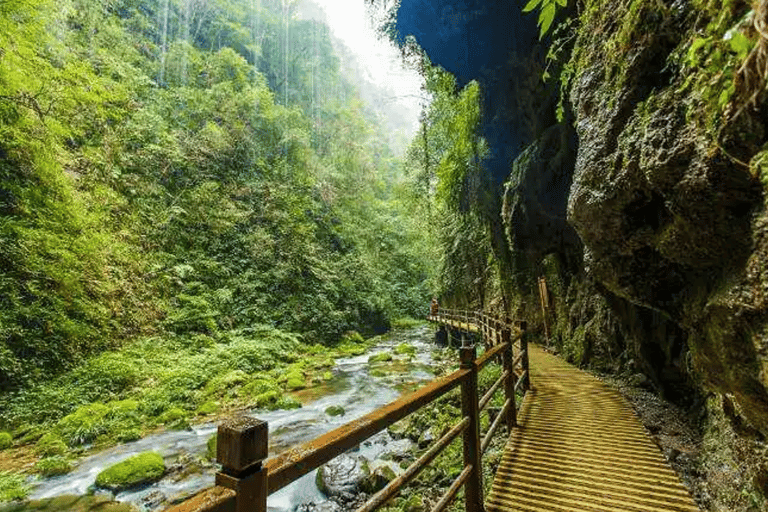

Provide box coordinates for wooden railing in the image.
[166,312,528,512]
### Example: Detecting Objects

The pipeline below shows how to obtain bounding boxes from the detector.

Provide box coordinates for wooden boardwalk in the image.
[487,345,700,512]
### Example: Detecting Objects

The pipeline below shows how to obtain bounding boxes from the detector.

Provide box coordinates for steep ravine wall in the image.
[503,1,768,509]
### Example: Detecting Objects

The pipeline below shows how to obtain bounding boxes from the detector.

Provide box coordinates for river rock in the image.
[296,500,341,512]
[316,454,371,497]
[387,418,412,441]
[378,438,414,462]
[361,460,403,493]
[417,429,434,448]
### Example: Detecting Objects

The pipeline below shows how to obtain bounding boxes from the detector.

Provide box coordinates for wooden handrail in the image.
[166,310,529,512]
[265,368,470,493]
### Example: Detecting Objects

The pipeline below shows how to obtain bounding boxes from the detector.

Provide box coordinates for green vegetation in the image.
[33,456,73,477]
[94,452,165,491]
[405,59,504,309]
[369,352,394,364]
[0,495,137,512]
[0,433,11,451]
[0,471,28,502]
[0,0,430,401]
[394,344,417,356]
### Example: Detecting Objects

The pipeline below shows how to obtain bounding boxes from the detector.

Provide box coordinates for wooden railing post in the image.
[215,417,269,512]
[459,344,484,512]
[519,321,530,392]
[501,326,517,430]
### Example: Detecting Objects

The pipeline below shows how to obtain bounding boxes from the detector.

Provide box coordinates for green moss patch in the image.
[394,344,416,357]
[0,495,137,511]
[0,471,29,503]
[368,353,393,364]
[95,452,165,491]
[0,432,11,451]
[324,405,345,417]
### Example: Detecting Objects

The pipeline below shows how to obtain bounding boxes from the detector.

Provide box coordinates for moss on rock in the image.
[325,405,345,417]
[394,344,416,356]
[368,352,393,364]
[95,452,165,491]
[0,432,12,450]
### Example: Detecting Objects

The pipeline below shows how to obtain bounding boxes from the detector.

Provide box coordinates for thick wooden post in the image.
[501,326,517,430]
[459,345,484,512]
[518,321,530,392]
[215,417,269,512]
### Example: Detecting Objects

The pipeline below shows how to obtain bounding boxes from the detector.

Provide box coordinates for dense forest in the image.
[0,0,442,501]
[0,0,437,390]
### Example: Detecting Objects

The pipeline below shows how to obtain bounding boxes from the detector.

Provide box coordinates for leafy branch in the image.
[522,0,568,39]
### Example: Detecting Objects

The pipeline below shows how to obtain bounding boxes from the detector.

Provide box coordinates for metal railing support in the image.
[459,344,484,512]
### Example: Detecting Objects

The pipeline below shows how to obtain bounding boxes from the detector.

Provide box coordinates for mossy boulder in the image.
[95,452,165,491]
[0,432,12,450]
[35,433,67,457]
[361,460,401,494]
[158,408,189,430]
[274,396,302,410]
[284,370,306,391]
[324,405,345,417]
[368,352,392,364]
[394,343,416,357]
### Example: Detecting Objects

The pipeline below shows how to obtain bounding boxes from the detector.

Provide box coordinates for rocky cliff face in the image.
[502,0,768,508]
[566,0,767,431]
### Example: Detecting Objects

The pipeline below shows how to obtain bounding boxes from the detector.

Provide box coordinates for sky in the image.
[298,0,426,148]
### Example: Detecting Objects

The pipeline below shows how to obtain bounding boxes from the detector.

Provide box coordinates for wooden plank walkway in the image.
[426,315,479,333]
[487,345,700,512]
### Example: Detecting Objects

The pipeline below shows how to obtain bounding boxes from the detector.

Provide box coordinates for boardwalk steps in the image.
[487,345,700,512]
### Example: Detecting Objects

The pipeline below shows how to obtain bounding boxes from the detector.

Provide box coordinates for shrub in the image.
[35,455,73,476]
[55,400,143,447]
[95,452,165,491]
[341,331,364,344]
[56,403,110,446]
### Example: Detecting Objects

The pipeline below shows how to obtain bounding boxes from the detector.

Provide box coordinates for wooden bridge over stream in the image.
[167,309,699,512]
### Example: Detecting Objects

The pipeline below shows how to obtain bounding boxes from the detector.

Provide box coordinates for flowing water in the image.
[27,326,444,512]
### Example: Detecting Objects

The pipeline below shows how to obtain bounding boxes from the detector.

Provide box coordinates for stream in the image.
[26,325,444,512]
